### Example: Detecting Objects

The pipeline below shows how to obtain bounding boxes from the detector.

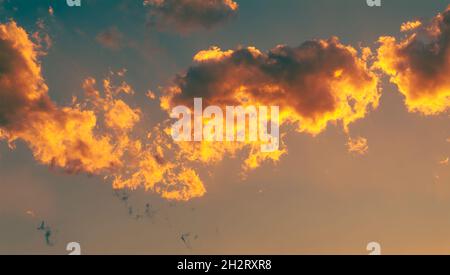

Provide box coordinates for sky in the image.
[0,0,449,255]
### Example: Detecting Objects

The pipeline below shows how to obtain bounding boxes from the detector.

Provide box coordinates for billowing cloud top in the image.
[144,0,238,32]
[376,5,450,115]
[162,38,381,135]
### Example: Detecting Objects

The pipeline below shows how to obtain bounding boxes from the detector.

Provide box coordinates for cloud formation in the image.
[143,0,238,32]
[376,5,450,115]
[13,3,450,201]
[159,39,380,172]
[0,22,136,174]
[163,38,380,135]
[0,21,206,200]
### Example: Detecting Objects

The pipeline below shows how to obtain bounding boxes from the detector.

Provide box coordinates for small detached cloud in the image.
[143,0,238,32]
[347,137,369,156]
[96,27,124,50]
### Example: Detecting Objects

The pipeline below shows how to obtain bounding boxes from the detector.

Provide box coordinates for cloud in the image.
[4,19,419,201]
[400,20,422,32]
[163,38,380,135]
[0,21,52,127]
[0,21,206,201]
[159,39,380,172]
[347,137,369,155]
[143,0,238,32]
[106,117,210,201]
[96,27,124,50]
[376,5,450,115]
[0,22,134,174]
[0,20,383,201]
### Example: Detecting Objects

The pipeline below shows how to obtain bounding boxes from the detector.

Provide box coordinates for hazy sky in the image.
[0,0,449,254]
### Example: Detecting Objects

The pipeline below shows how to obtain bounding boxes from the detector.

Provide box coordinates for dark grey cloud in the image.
[144,0,238,32]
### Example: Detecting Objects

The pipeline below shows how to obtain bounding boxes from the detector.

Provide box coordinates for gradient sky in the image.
[0,0,449,255]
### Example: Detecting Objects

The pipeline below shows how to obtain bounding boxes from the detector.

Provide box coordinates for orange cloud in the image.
[347,137,369,155]
[400,20,422,32]
[0,21,207,200]
[143,0,238,32]
[376,6,450,115]
[194,46,234,62]
[79,76,207,201]
[0,22,140,174]
[163,38,380,135]
[111,122,207,201]
[159,39,380,173]
[0,22,386,202]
